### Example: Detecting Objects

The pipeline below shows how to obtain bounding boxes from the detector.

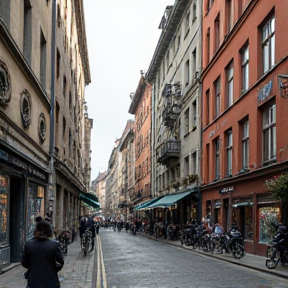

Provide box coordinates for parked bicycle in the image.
[81,229,93,256]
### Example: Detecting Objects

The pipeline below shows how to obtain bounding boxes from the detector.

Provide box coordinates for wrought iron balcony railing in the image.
[156,140,180,166]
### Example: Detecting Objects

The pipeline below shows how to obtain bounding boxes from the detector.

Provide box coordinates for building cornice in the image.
[146,0,190,83]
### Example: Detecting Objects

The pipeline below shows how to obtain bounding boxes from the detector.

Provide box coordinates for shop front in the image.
[0,146,48,267]
[201,175,283,257]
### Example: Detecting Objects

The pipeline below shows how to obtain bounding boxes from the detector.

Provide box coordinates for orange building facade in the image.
[128,75,152,208]
[201,0,288,256]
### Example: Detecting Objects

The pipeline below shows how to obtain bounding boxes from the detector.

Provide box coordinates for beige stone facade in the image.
[0,0,91,267]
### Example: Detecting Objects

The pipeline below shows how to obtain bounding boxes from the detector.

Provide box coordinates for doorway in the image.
[9,176,24,262]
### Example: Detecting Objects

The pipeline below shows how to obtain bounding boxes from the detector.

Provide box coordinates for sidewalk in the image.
[143,233,288,280]
[0,236,96,288]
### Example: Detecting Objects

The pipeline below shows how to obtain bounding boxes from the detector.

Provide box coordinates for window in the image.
[207,28,210,63]
[185,12,190,37]
[185,59,190,86]
[226,61,233,107]
[40,29,46,90]
[177,34,181,51]
[241,119,249,170]
[262,103,276,163]
[206,143,210,181]
[56,49,61,79]
[206,89,210,125]
[214,77,221,117]
[184,156,189,177]
[214,14,220,52]
[166,50,170,71]
[192,1,197,22]
[240,44,249,93]
[192,100,197,129]
[192,151,197,174]
[214,137,220,180]
[62,116,66,138]
[225,129,233,176]
[262,15,275,73]
[184,108,189,135]
[24,0,32,65]
[63,75,66,98]
[192,48,197,78]
[226,0,233,33]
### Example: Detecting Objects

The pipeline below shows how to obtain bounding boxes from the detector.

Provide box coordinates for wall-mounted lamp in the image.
[37,186,45,198]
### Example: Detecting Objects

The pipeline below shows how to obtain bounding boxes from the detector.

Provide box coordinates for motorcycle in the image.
[266,225,288,269]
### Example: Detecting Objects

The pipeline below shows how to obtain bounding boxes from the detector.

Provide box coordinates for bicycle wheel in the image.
[232,242,245,259]
[84,237,89,256]
[266,246,280,269]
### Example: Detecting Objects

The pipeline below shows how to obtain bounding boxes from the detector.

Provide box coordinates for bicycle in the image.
[81,229,93,256]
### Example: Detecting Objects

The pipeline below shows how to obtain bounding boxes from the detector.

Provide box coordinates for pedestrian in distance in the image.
[21,221,64,288]
[96,222,100,235]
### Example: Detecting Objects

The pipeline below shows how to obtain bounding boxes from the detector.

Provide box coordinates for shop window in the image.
[27,183,45,239]
[0,174,9,244]
[259,206,280,243]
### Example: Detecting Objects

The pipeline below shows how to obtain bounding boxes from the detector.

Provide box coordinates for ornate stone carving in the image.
[0,60,11,105]
[38,113,46,143]
[20,89,31,128]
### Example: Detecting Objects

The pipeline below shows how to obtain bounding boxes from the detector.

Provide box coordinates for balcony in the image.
[156,140,180,166]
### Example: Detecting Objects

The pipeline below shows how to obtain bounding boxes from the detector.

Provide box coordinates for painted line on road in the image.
[96,235,107,288]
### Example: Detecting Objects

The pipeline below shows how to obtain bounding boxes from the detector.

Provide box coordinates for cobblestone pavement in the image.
[146,233,288,280]
[0,235,96,288]
[101,229,288,288]
[1,229,288,288]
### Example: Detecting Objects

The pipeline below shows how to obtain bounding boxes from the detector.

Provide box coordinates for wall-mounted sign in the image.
[257,80,272,103]
[278,74,288,100]
[219,186,234,195]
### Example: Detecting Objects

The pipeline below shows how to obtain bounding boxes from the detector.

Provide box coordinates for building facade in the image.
[145,0,202,225]
[201,0,288,256]
[128,74,152,213]
[118,120,135,221]
[0,0,92,267]
[92,171,108,218]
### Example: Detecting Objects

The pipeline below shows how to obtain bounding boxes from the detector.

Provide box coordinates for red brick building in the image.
[201,0,288,255]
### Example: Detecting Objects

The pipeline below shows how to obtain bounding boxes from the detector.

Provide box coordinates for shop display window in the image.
[27,183,45,239]
[0,174,8,243]
[259,207,280,243]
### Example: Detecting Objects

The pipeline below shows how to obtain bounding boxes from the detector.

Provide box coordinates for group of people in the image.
[21,214,100,288]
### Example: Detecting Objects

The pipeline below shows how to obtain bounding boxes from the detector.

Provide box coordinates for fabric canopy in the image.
[135,196,164,210]
[146,191,193,209]
[80,192,100,209]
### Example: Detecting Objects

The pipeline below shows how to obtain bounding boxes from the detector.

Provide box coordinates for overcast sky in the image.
[83,0,174,180]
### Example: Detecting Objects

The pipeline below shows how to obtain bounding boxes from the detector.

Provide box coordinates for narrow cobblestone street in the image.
[99,229,288,288]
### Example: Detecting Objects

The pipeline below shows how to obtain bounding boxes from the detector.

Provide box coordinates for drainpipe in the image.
[48,0,57,224]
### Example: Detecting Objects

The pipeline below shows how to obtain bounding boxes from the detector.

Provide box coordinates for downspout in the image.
[48,0,57,224]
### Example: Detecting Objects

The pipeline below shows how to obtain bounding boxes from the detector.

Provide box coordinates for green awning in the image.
[80,192,100,209]
[135,196,164,210]
[147,191,193,208]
